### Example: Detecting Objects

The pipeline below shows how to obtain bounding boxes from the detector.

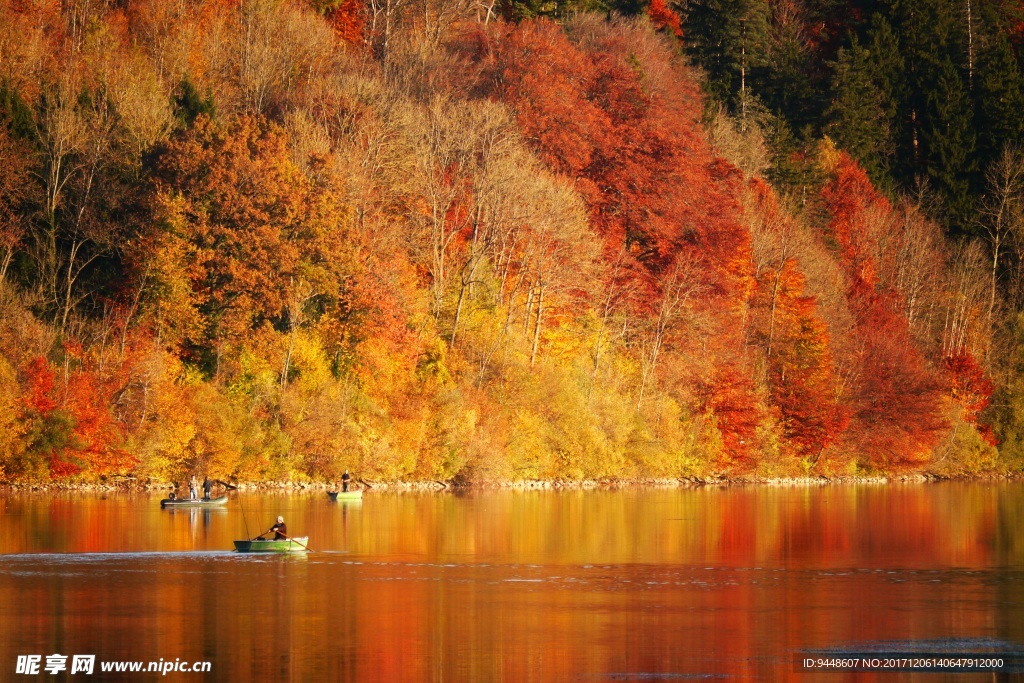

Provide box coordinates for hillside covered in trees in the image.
[0,0,1022,484]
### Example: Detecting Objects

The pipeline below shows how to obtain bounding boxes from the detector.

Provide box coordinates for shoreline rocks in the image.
[1,470,1021,494]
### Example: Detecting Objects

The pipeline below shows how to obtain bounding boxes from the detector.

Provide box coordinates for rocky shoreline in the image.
[1,470,1021,494]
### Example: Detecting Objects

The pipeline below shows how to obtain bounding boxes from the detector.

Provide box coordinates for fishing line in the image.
[237,489,252,541]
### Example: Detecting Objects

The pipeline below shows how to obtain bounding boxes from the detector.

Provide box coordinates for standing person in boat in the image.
[189,478,197,500]
[342,470,351,492]
[202,477,213,500]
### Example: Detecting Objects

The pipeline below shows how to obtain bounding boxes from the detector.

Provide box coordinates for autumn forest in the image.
[0,0,1022,485]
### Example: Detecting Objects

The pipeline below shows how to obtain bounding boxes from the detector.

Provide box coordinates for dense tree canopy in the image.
[0,0,1017,485]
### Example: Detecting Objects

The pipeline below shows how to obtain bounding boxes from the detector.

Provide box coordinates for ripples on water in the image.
[0,483,1022,680]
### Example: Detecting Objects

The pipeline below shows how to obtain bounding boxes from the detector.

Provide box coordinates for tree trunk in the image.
[966,0,974,89]
[530,284,544,367]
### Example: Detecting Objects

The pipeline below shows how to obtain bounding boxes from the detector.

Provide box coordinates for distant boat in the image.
[160,495,229,508]
[328,490,363,501]
[233,537,309,553]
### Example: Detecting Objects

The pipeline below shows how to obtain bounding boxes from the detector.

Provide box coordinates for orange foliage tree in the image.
[747,181,848,460]
[144,115,356,373]
[756,259,848,457]
[466,19,761,465]
[821,153,948,467]
[0,0,1009,483]
[647,0,682,38]
[944,352,995,444]
[20,352,133,479]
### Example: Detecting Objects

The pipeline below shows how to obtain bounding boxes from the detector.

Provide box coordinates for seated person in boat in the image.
[258,517,288,540]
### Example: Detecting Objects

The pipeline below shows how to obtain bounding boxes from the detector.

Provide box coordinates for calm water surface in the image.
[1,483,1023,681]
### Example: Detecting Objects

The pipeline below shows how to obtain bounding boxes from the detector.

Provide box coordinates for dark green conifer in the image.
[683,0,769,110]
[0,81,35,141]
[826,36,892,184]
[173,78,216,128]
[921,57,978,224]
[866,14,904,133]
[758,6,823,132]
[975,35,1024,166]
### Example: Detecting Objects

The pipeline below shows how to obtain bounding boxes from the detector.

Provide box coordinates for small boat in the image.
[160,495,229,508]
[328,490,363,501]
[233,537,309,553]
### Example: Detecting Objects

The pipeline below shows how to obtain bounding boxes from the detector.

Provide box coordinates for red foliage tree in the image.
[468,20,750,285]
[21,352,133,479]
[326,0,366,45]
[697,363,762,467]
[944,352,996,444]
[821,154,948,467]
[760,260,848,456]
[747,180,848,458]
[24,357,57,416]
[647,0,683,38]
[465,20,762,464]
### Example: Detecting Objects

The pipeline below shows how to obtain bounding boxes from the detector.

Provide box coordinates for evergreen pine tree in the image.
[173,78,216,128]
[886,0,959,176]
[886,0,979,225]
[975,34,1024,166]
[826,36,892,184]
[921,57,978,224]
[683,0,770,111]
[0,81,34,142]
[766,115,823,199]
[866,13,905,134]
[759,6,823,133]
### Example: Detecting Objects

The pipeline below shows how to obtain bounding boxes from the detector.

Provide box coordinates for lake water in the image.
[1,483,1023,681]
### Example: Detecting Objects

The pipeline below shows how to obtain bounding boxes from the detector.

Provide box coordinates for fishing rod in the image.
[237,487,252,541]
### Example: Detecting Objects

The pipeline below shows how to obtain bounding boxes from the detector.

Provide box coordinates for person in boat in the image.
[188,478,197,500]
[342,470,351,492]
[168,492,177,501]
[271,517,287,539]
[258,516,288,541]
[202,477,213,500]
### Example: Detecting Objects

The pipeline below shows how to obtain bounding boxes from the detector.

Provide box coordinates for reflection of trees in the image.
[0,487,1018,680]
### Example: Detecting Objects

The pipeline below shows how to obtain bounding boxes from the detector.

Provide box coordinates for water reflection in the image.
[0,484,1021,680]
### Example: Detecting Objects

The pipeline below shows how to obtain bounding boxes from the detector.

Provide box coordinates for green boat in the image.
[233,537,309,553]
[160,495,229,508]
[328,490,363,501]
